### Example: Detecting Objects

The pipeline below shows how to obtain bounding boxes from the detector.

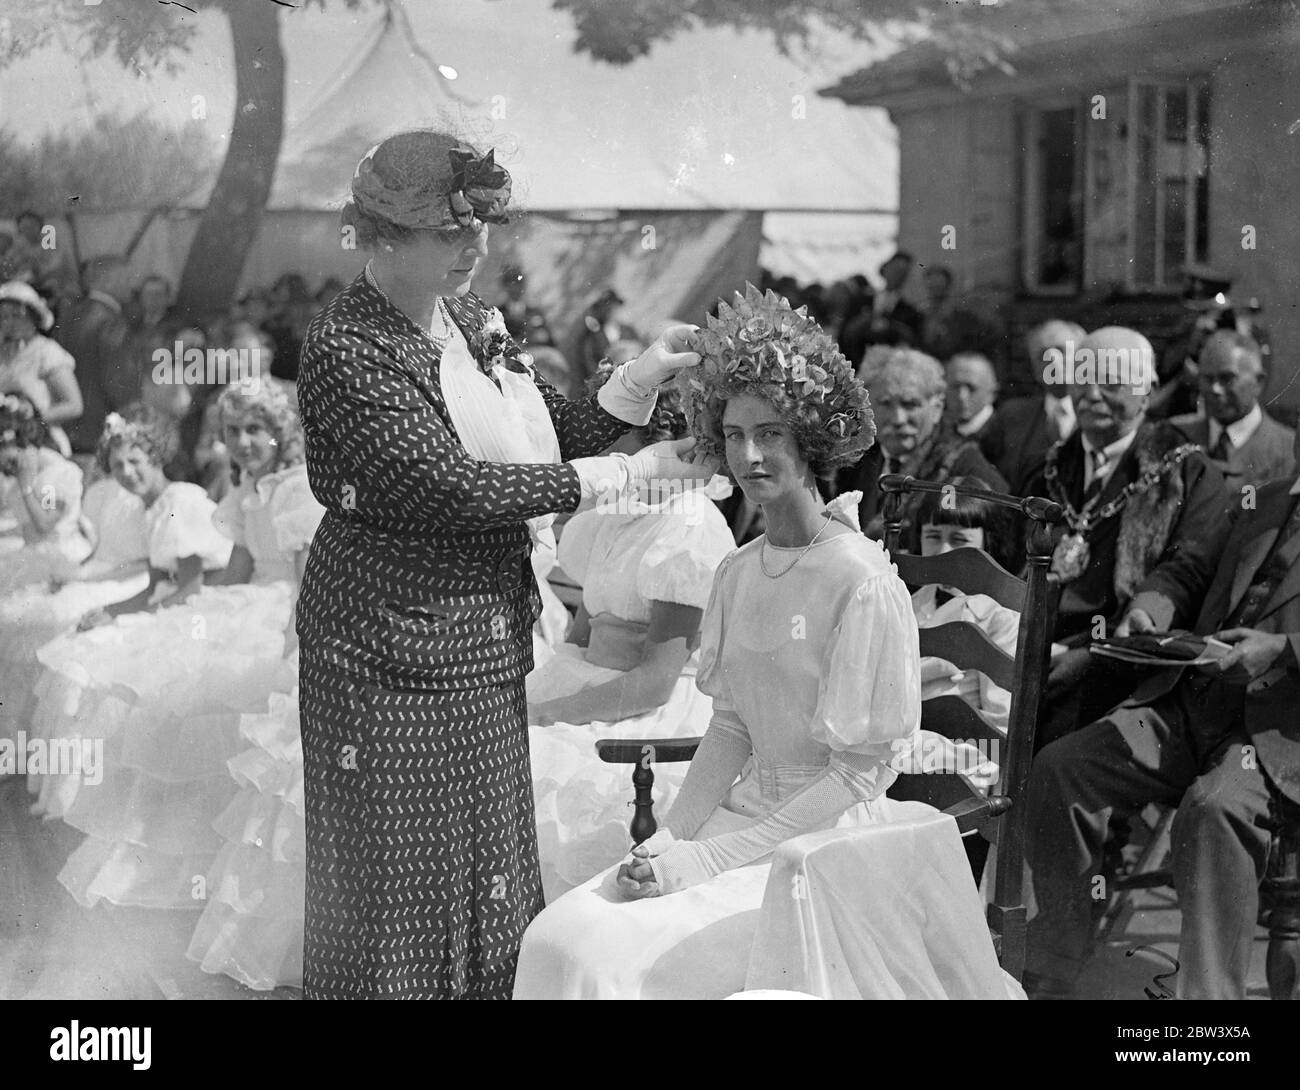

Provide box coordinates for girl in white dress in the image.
[0,282,83,457]
[911,477,1021,734]
[25,410,225,818]
[44,381,322,910]
[527,381,736,899]
[513,285,945,999]
[0,394,97,747]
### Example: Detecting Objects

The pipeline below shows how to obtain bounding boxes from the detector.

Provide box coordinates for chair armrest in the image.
[595,737,704,764]
[944,794,1013,836]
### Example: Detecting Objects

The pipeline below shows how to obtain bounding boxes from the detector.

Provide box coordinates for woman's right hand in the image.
[624,437,718,485]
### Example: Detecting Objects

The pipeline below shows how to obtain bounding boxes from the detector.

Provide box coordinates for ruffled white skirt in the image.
[32,581,296,908]
[0,569,149,750]
[526,643,712,902]
[186,680,304,991]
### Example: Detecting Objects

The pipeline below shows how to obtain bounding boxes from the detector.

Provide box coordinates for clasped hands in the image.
[614,828,677,900]
[1118,608,1289,683]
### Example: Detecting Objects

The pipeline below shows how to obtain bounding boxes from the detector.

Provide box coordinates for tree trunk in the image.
[173,0,284,323]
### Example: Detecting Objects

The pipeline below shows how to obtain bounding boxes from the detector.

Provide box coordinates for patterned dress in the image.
[295,274,630,999]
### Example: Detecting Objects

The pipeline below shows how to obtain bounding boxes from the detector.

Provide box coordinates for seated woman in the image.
[0,393,97,747]
[514,285,937,1000]
[1,413,152,761]
[910,476,1021,734]
[527,376,736,899]
[0,281,84,458]
[39,381,320,909]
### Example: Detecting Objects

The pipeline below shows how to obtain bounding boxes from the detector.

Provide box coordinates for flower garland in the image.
[683,282,874,467]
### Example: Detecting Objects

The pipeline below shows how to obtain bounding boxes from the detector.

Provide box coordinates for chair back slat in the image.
[891,548,1026,612]
[919,694,1006,747]
[917,620,1017,693]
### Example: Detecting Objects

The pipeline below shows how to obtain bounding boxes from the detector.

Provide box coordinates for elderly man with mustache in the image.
[1026,326,1232,747]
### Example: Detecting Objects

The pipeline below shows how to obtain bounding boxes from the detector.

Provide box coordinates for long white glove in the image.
[595,324,702,426]
[647,746,895,895]
[570,437,717,508]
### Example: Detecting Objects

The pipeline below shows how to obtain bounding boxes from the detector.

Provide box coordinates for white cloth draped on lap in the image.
[745,809,1024,999]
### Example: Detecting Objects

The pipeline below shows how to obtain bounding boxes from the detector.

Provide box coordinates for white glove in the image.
[621,324,702,392]
[570,437,717,507]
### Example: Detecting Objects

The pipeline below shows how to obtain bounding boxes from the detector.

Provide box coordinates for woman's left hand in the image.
[623,324,701,389]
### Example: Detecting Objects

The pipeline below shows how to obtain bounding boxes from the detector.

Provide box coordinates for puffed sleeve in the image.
[37,338,76,377]
[555,509,600,588]
[637,506,736,610]
[693,551,737,710]
[810,571,922,757]
[211,483,247,547]
[270,468,326,554]
[149,483,234,572]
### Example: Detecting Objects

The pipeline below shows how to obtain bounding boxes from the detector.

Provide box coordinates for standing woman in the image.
[295,130,710,999]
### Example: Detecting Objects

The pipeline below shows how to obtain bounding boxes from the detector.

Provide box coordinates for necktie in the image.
[1083,449,1106,506]
[1210,429,1233,463]
[886,455,902,476]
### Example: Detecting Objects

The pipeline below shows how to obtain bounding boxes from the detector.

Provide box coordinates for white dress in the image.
[40,471,321,908]
[0,334,78,456]
[912,583,1020,733]
[2,478,149,755]
[0,452,92,594]
[527,479,736,900]
[514,495,937,999]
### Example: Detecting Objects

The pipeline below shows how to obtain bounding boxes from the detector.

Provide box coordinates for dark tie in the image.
[1210,429,1234,463]
[886,455,902,476]
[1082,450,1106,506]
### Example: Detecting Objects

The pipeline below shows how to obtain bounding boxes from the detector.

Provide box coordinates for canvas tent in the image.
[68,1,897,339]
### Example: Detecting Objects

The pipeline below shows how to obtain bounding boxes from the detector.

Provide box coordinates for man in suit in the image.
[1028,326,1230,744]
[980,320,1085,496]
[834,348,1006,541]
[838,251,924,367]
[1025,430,1300,999]
[56,254,135,457]
[944,351,999,445]
[1170,330,1295,497]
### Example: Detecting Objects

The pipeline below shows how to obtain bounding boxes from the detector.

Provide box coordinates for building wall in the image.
[1207,41,1300,411]
[888,41,1300,413]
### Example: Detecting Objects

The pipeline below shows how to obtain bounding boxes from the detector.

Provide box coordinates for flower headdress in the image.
[351,144,512,233]
[95,408,174,473]
[683,283,875,474]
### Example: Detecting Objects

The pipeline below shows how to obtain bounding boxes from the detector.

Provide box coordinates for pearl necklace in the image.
[760,514,833,578]
[366,261,455,348]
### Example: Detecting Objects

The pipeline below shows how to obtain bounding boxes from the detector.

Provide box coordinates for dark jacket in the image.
[979,394,1060,498]
[55,293,133,453]
[1169,410,1296,497]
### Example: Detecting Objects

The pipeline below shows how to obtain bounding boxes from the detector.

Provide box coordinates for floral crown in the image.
[352,145,511,233]
[683,283,875,470]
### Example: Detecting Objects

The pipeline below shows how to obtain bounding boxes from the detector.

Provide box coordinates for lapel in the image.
[1256,507,1300,621]
[1054,433,1085,505]
[1224,490,1300,620]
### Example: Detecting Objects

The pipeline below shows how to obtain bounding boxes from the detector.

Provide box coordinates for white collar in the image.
[1081,427,1138,465]
[1208,403,1263,450]
[1080,427,1139,487]
[956,403,995,437]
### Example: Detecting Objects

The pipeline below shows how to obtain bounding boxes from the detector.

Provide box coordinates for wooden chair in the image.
[878,474,1061,982]
[595,474,1062,983]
